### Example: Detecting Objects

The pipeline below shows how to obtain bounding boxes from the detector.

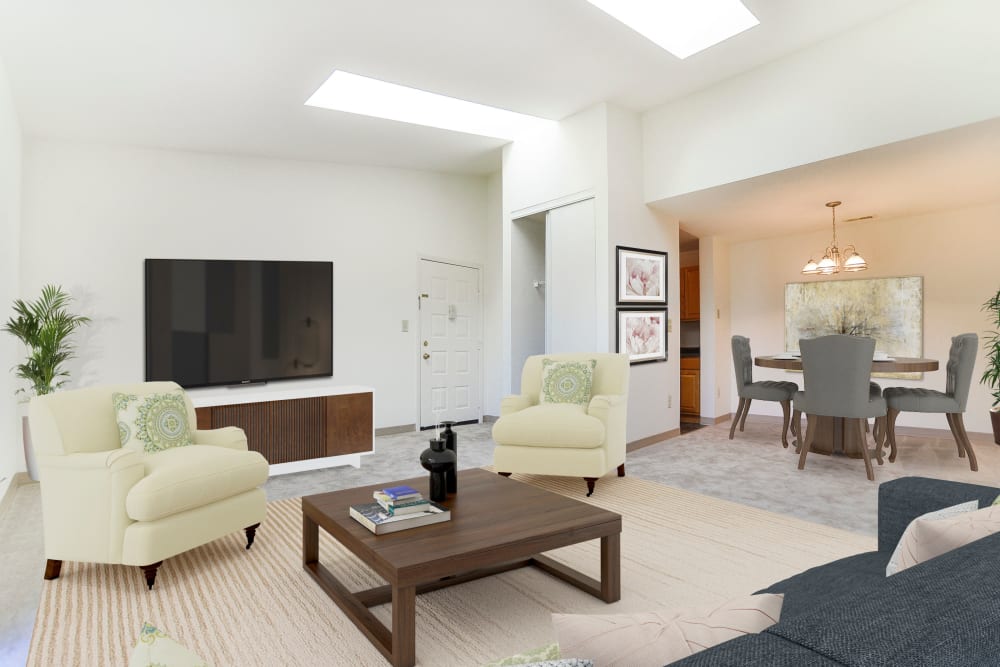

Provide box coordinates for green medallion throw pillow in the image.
[128,621,208,667]
[114,390,193,455]
[539,359,597,406]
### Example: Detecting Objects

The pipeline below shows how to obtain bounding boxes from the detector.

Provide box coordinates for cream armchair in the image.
[492,353,629,496]
[30,381,268,589]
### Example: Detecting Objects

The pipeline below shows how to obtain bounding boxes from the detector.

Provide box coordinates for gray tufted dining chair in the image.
[882,333,979,471]
[730,336,799,447]
[793,335,886,480]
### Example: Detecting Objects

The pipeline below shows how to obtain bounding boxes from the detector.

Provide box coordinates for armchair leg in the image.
[797,416,816,470]
[584,477,597,497]
[739,399,752,432]
[617,463,625,477]
[497,472,512,478]
[792,409,802,452]
[886,408,900,462]
[855,419,875,481]
[140,561,163,591]
[873,417,886,465]
[779,400,791,448]
[948,413,979,472]
[44,559,62,580]
[729,398,747,439]
[245,523,261,550]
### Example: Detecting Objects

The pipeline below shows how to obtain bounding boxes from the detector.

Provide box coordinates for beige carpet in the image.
[28,473,874,666]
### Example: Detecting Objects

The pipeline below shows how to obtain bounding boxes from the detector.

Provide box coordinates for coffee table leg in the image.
[601,533,621,602]
[391,584,416,667]
[303,513,318,567]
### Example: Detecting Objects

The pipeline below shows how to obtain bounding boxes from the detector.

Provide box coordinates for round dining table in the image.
[754,355,939,458]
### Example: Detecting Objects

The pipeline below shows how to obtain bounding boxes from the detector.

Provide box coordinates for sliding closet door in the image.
[546,198,597,353]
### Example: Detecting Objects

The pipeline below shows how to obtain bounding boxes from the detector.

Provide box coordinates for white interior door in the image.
[419,259,481,428]
[546,198,597,353]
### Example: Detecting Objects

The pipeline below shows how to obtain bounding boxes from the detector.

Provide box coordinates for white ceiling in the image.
[652,116,1000,242]
[0,0,915,174]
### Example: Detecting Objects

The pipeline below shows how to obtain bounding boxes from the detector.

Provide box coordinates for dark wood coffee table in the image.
[302,468,622,667]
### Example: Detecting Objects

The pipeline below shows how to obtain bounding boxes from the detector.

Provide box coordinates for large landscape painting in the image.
[785,276,923,379]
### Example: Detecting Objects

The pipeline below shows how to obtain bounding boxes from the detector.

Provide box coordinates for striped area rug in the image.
[28,472,874,666]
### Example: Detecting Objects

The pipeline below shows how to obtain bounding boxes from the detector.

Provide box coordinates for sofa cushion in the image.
[667,632,840,666]
[491,404,605,449]
[757,550,888,621]
[888,502,1000,576]
[554,594,783,666]
[126,445,268,522]
[768,531,1000,666]
[539,359,596,406]
[114,390,193,455]
[885,500,979,576]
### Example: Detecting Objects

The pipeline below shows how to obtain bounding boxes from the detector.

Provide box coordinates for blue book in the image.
[381,485,421,501]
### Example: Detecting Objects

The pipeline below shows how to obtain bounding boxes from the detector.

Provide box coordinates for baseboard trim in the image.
[374,424,415,436]
[482,415,499,424]
[701,413,732,425]
[627,429,680,453]
[0,471,32,519]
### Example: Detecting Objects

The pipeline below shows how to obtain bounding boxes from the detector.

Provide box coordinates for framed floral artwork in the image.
[617,309,667,364]
[616,246,667,305]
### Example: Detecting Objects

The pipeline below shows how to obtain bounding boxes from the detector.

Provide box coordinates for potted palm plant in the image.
[3,284,91,478]
[982,287,1000,445]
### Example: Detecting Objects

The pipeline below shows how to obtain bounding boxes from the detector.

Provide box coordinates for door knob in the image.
[423,353,430,360]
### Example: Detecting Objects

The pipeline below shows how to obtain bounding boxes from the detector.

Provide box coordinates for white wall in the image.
[0,55,22,488]
[699,237,731,420]
[643,0,1000,202]
[606,104,679,442]
[482,171,503,416]
[20,139,490,429]
[730,201,1000,433]
[510,216,545,393]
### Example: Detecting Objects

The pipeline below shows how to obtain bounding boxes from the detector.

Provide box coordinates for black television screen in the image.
[145,259,333,388]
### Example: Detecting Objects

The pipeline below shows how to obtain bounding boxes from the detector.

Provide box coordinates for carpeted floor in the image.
[27,473,873,666]
[3,418,998,665]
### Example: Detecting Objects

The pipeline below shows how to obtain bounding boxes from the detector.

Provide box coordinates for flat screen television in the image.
[145,259,333,388]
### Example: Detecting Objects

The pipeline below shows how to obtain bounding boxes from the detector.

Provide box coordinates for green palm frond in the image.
[2,284,91,396]
[982,288,1000,409]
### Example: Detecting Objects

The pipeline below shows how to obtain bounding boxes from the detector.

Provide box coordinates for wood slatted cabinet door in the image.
[326,393,373,456]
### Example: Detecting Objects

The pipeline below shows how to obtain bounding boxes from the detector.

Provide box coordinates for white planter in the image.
[21,414,38,481]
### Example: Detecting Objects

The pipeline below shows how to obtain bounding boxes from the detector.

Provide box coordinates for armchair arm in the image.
[500,394,535,416]
[588,394,626,410]
[38,449,146,564]
[192,426,248,451]
[587,394,628,465]
[877,477,1000,553]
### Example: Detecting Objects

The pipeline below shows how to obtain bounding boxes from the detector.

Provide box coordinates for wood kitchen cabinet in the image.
[680,266,700,321]
[680,356,700,418]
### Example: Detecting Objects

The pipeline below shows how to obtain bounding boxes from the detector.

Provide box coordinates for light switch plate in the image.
[402,320,409,332]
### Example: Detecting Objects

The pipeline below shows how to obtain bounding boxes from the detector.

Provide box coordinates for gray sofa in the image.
[670,477,1000,666]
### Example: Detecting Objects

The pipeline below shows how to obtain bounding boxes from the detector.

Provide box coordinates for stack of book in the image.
[349,485,451,535]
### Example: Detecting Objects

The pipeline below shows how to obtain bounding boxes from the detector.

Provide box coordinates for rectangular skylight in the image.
[305,71,555,140]
[586,0,759,59]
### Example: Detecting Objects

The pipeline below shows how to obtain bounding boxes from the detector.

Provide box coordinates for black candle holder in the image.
[440,421,458,493]
[419,437,456,502]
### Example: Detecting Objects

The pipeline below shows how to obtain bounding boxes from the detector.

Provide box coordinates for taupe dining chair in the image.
[793,335,886,480]
[882,333,979,471]
[730,336,798,447]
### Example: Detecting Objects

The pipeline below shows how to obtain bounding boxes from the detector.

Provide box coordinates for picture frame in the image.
[616,246,667,305]
[617,309,667,364]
